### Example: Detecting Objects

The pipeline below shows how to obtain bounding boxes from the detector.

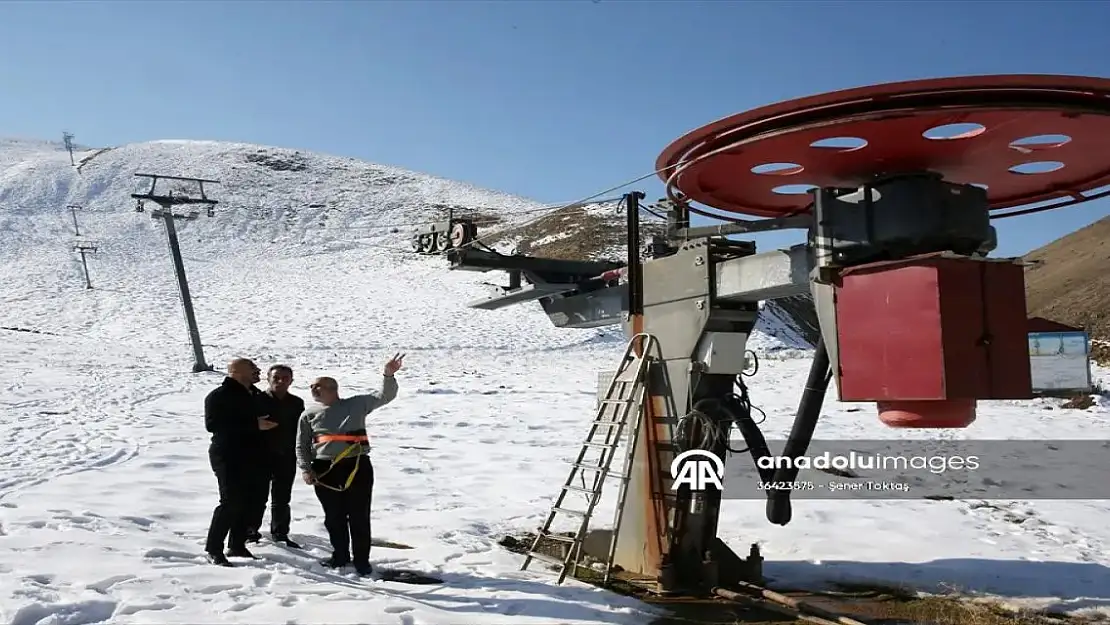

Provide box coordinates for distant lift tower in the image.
[68,204,97,290]
[132,173,220,373]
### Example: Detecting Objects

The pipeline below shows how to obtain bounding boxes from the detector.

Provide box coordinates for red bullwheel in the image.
[657,74,1110,220]
[656,75,1110,428]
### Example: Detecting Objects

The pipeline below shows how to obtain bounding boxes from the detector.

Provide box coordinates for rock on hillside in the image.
[1024,215,1110,364]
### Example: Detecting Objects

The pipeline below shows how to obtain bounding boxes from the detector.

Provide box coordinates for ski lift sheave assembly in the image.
[410,206,479,254]
[442,75,1110,595]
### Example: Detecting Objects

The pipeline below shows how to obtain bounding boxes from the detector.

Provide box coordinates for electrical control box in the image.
[834,253,1033,401]
[694,331,750,375]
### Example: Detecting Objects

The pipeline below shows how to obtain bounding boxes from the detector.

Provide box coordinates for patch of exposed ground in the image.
[499,532,1097,625]
[485,203,667,261]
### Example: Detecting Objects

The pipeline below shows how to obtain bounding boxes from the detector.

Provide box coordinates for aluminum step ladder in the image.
[521,332,657,584]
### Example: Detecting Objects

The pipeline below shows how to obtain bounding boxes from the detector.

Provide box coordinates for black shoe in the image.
[246,529,262,543]
[320,554,350,568]
[206,552,233,566]
[272,534,301,549]
[354,562,373,576]
[226,546,257,559]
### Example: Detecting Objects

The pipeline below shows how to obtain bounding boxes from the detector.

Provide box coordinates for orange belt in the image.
[315,433,369,443]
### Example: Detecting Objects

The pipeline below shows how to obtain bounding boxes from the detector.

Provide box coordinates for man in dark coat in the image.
[203,357,277,566]
[246,364,306,547]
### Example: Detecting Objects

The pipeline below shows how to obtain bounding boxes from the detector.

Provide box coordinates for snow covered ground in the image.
[1,138,1109,624]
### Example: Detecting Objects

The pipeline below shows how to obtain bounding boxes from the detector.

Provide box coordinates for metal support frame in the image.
[62,132,76,166]
[449,192,835,594]
[611,237,771,594]
[626,191,644,317]
[448,246,624,314]
[494,243,810,330]
[68,204,82,236]
[132,173,220,373]
[69,204,97,289]
[412,207,480,254]
[452,180,1007,594]
[447,74,1110,601]
[73,241,98,290]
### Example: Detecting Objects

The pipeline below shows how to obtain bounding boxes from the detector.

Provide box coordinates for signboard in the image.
[596,370,616,409]
[1028,331,1092,393]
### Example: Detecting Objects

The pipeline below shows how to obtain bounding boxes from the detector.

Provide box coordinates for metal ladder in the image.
[521,332,657,584]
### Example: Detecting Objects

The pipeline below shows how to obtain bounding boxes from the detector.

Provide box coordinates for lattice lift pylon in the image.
[521,332,657,584]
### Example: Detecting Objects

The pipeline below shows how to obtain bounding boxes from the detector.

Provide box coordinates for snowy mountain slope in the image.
[0,139,592,352]
[0,138,808,353]
[1,138,1110,625]
[0,136,559,301]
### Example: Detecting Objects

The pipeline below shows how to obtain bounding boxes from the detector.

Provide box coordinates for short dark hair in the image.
[268,364,293,376]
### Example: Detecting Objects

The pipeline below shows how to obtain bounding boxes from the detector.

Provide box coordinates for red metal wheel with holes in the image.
[656,75,1110,219]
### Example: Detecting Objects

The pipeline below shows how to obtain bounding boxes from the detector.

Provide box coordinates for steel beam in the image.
[448,248,622,278]
[468,283,576,309]
[715,244,811,303]
[531,243,813,329]
[540,287,627,329]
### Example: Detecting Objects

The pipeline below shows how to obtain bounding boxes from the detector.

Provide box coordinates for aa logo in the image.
[670,449,724,491]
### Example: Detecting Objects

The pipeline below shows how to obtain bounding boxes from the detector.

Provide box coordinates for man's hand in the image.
[258,416,278,431]
[302,470,316,485]
[384,352,405,376]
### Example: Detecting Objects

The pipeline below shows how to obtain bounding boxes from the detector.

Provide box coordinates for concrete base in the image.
[581,528,764,595]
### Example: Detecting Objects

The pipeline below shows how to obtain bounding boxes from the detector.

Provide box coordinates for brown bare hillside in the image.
[486,202,668,262]
[1023,215,1110,364]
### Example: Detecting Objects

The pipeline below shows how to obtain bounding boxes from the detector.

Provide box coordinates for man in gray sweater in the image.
[296,353,404,575]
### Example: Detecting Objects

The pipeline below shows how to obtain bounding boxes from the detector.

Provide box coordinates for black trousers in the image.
[205,448,260,553]
[312,456,374,565]
[248,451,297,536]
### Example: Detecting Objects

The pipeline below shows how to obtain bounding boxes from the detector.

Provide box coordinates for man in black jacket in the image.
[203,357,277,566]
[246,364,306,547]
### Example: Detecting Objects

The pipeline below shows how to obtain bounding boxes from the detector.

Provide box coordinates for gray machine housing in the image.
[810,174,996,267]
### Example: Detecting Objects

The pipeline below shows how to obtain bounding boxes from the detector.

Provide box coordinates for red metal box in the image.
[834,254,1033,402]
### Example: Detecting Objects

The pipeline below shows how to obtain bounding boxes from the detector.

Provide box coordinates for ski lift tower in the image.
[132,173,220,373]
[445,74,1110,595]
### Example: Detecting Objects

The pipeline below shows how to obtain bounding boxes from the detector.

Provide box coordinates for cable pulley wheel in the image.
[449,222,471,248]
[656,75,1110,220]
[418,233,434,253]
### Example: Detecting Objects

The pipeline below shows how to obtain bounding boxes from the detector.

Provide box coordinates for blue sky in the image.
[2,0,1108,256]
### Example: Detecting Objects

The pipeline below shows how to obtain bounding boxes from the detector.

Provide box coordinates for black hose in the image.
[766,337,831,526]
[725,393,776,483]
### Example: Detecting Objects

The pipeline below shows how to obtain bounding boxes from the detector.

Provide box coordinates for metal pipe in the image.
[766,336,831,525]
[625,191,644,316]
[159,212,210,373]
